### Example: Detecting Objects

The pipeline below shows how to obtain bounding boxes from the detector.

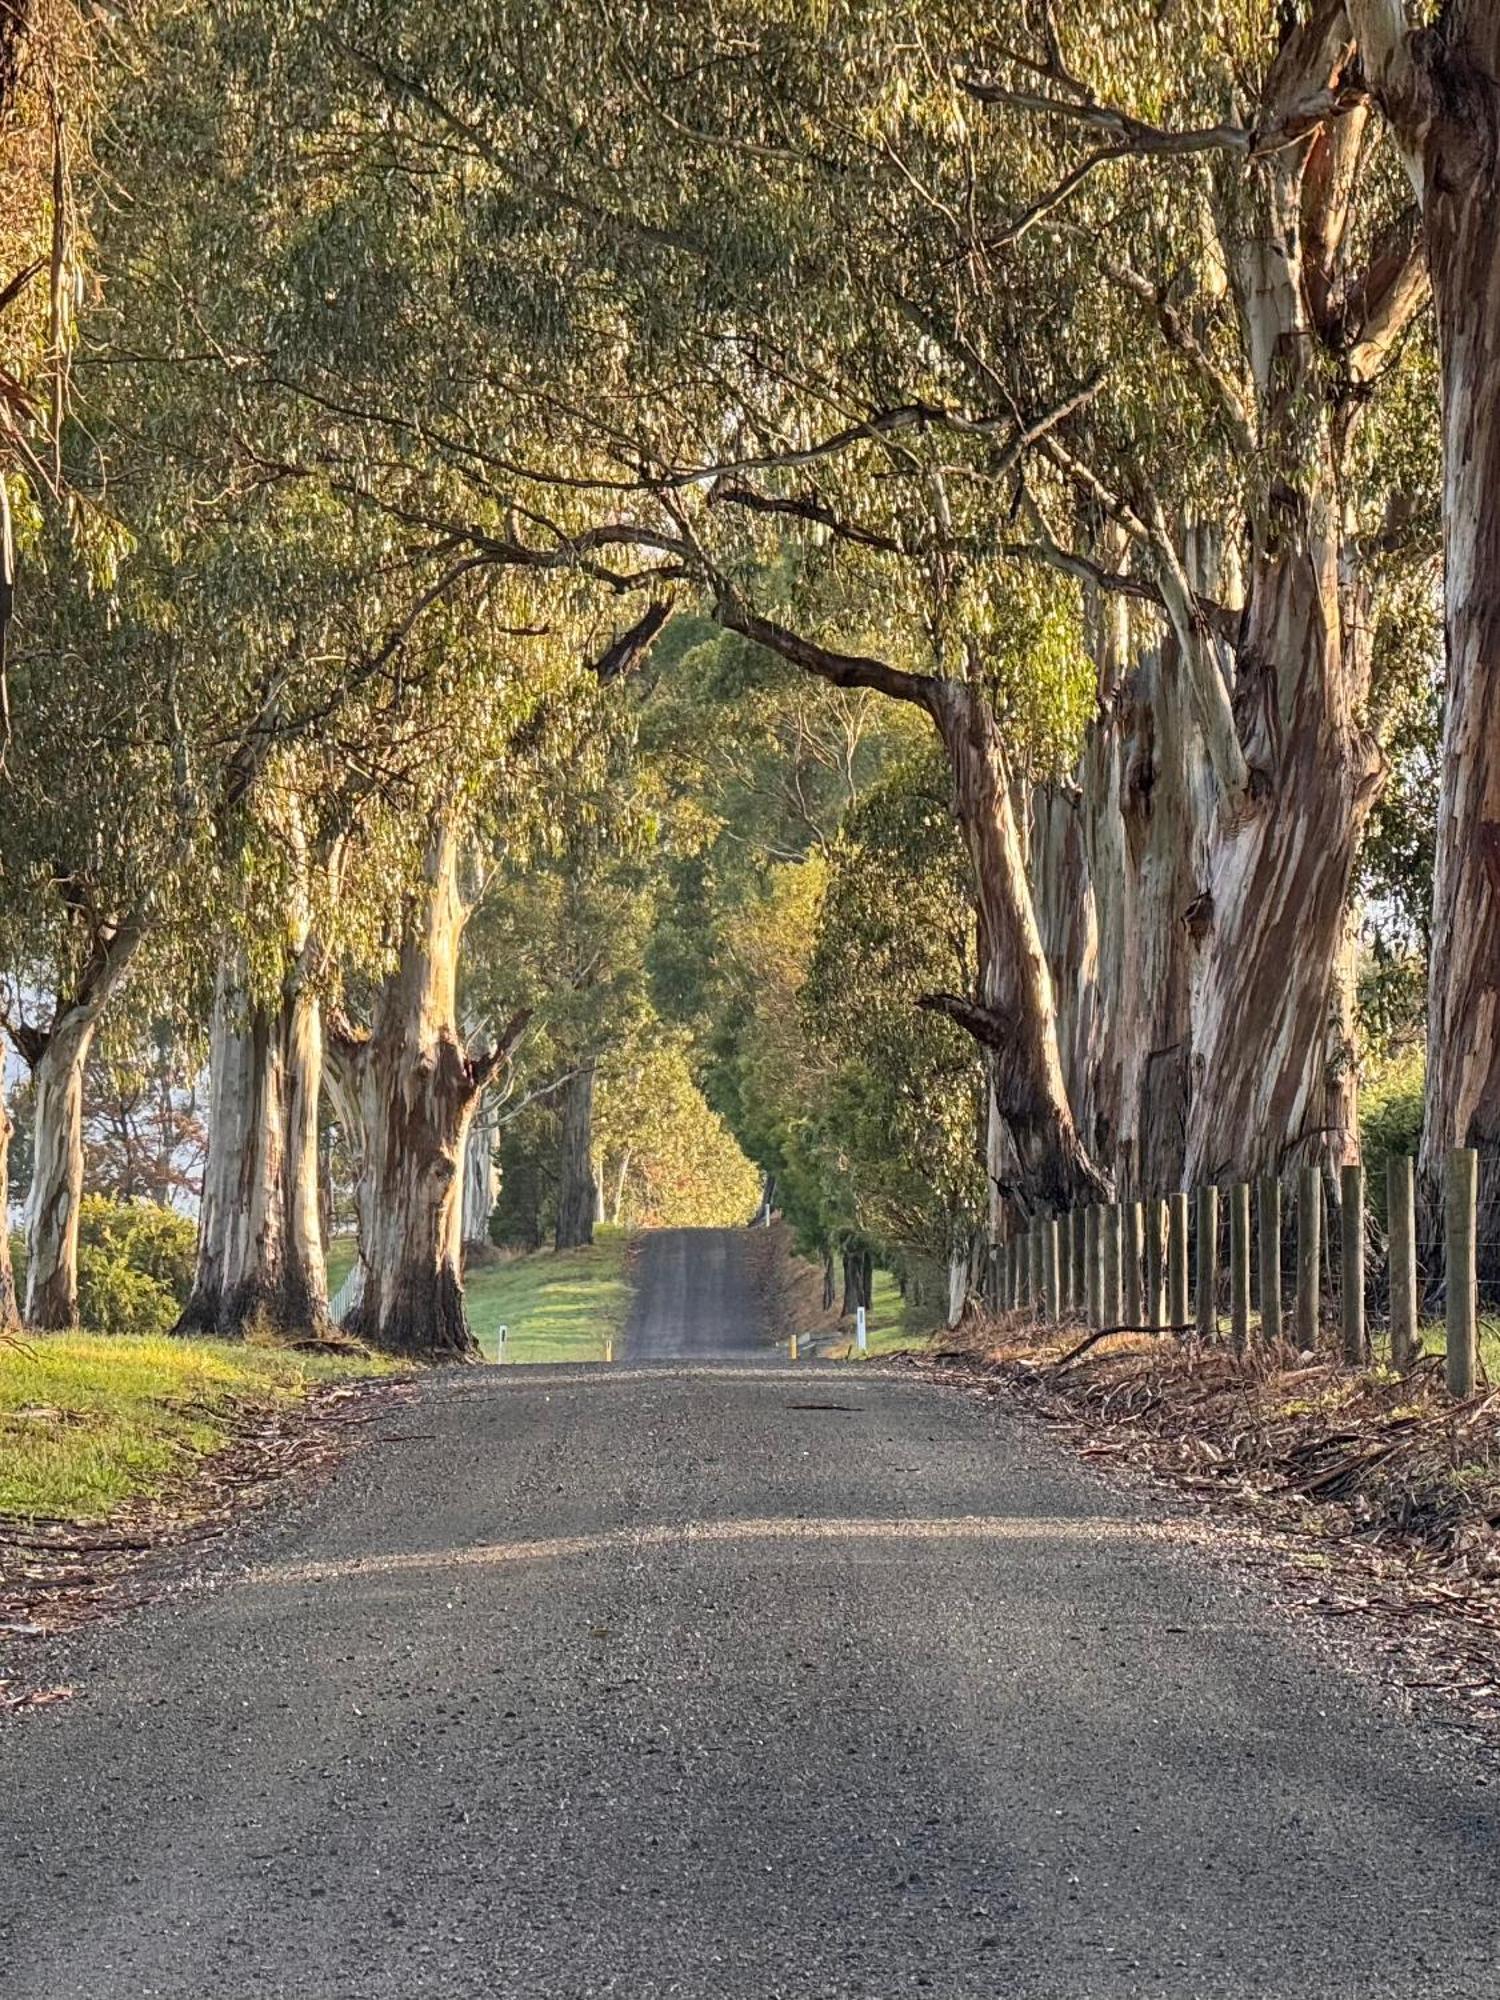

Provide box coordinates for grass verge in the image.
[462,1228,633,1364]
[322,1231,633,1363]
[0,1331,393,1521]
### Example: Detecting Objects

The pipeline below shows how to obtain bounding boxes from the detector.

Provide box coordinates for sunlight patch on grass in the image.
[0,1331,389,1522]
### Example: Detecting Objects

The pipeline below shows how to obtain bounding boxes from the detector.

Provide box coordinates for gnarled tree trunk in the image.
[178,956,329,1338]
[337,825,525,1360]
[716,608,1103,1214]
[554,1063,597,1251]
[341,828,479,1360]
[1181,484,1379,1189]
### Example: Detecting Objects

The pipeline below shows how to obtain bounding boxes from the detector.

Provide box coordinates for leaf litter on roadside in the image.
[899,1317,1500,1747]
[0,1377,414,1706]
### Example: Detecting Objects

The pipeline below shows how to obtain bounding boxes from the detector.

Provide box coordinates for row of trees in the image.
[0,3,1488,1356]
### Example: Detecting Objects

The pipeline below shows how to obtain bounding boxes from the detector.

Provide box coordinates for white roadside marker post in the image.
[497,1323,507,1365]
[855,1304,868,1357]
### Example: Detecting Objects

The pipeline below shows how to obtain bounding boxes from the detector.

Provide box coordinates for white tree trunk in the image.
[179,957,329,1337]
[25,1011,100,1328]
[0,1089,19,1331]
[1400,10,1500,1282]
[461,1095,500,1255]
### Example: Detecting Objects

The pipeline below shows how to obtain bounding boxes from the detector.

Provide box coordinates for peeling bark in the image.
[14,917,143,1329]
[461,1095,499,1255]
[930,679,1106,1211]
[1182,494,1380,1187]
[178,956,329,1339]
[337,825,526,1361]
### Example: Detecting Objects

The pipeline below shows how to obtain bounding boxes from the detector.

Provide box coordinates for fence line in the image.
[995,1149,1484,1401]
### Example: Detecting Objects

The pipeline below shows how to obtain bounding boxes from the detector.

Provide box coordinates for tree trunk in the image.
[840,1246,872,1315]
[947,1243,970,1328]
[0,1092,18,1332]
[1405,12,1500,1289]
[179,957,329,1339]
[341,826,485,1361]
[821,1248,836,1312]
[1113,619,1215,1199]
[461,1096,499,1255]
[611,1147,632,1227]
[25,1011,99,1328]
[1181,512,1379,1189]
[554,1064,597,1251]
[927,680,1105,1212]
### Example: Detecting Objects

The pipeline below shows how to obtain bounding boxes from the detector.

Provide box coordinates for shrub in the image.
[1361,1048,1424,1231]
[76,1197,197,1338]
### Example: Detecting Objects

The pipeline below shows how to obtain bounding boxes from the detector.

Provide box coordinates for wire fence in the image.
[993,1149,1495,1398]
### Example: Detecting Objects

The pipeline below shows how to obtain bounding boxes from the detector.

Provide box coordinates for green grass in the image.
[325,1234,357,1298]
[825,1267,940,1360]
[0,1331,393,1521]
[322,1232,631,1364]
[462,1228,633,1364]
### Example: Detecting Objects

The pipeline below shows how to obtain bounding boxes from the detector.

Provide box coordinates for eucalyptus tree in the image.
[294,0,1432,1217]
[1349,4,1500,1269]
[0,544,203,1327]
[241,0,1104,1217]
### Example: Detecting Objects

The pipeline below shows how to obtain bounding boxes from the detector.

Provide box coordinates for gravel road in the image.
[619,1226,771,1361]
[4,1233,1500,1996]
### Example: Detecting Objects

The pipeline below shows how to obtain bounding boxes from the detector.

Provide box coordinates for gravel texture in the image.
[4,1231,1500,1996]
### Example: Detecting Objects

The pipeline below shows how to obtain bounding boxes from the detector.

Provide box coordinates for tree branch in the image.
[587,601,673,684]
[470,1007,533,1093]
[713,604,941,714]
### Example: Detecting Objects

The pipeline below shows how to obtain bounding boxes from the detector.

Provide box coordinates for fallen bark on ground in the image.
[898,1315,1500,1748]
[0,1373,412,1711]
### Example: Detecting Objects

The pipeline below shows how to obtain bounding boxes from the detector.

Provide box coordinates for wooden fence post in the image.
[1043,1216,1061,1323]
[1340,1162,1366,1366]
[1257,1174,1281,1346]
[1144,1198,1166,1328]
[1070,1208,1086,1316]
[1102,1204,1123,1327]
[1388,1155,1417,1373]
[1446,1147,1478,1400]
[1058,1212,1074,1316]
[1167,1193,1190,1327]
[1230,1182,1250,1356]
[1124,1201,1144,1326]
[1296,1166,1321,1350]
[1195,1185,1219,1341]
[1030,1226,1046,1319]
[1085,1205,1103,1328]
